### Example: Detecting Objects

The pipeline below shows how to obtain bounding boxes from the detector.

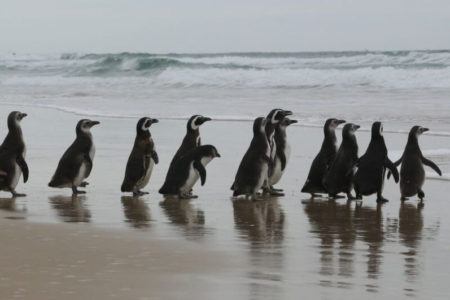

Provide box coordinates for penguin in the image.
[323,123,360,200]
[391,126,441,202]
[301,118,345,197]
[232,117,271,199]
[267,117,298,195]
[0,111,29,197]
[170,115,211,166]
[353,122,399,203]
[121,117,159,196]
[48,119,100,194]
[159,145,220,199]
[264,108,293,195]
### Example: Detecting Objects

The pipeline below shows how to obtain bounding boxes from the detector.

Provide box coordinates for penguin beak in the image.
[337,120,346,125]
[151,119,159,124]
[282,110,293,117]
[90,121,100,127]
[422,128,429,133]
[201,117,212,124]
[216,152,221,158]
[289,119,298,125]
[354,125,361,130]
[19,113,27,120]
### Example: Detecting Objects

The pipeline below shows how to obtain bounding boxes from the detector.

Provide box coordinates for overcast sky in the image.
[1,0,449,53]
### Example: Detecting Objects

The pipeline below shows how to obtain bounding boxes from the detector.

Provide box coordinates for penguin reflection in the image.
[0,197,26,213]
[49,195,91,223]
[303,199,355,277]
[303,200,385,281]
[159,197,207,239]
[121,196,151,229]
[232,198,285,299]
[399,203,423,283]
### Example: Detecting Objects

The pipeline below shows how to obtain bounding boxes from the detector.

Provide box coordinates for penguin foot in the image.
[346,193,357,200]
[12,192,26,197]
[376,197,389,203]
[133,190,149,196]
[179,193,198,199]
[80,181,89,187]
[72,186,86,194]
[334,194,346,199]
[269,190,285,196]
[356,194,363,200]
[401,196,409,201]
[270,186,284,192]
[418,190,425,200]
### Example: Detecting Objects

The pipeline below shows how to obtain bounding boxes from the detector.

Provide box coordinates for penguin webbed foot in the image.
[72,186,86,195]
[133,190,149,196]
[11,191,26,197]
[270,186,283,192]
[79,181,89,187]
[418,190,425,201]
[179,193,198,199]
[334,194,346,199]
[346,193,357,200]
[376,197,389,203]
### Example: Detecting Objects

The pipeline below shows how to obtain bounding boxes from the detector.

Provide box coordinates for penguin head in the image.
[200,145,221,158]
[8,111,27,129]
[137,117,158,133]
[266,109,293,125]
[410,125,429,137]
[325,118,346,130]
[76,119,100,135]
[343,123,360,138]
[253,117,267,135]
[371,121,383,138]
[279,117,298,129]
[188,115,211,131]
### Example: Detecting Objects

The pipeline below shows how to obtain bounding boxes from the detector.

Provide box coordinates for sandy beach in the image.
[0,104,449,299]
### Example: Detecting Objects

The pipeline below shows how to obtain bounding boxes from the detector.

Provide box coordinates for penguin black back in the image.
[49,119,99,193]
[170,115,211,166]
[301,118,345,196]
[121,117,159,195]
[324,123,360,199]
[0,111,29,197]
[159,145,220,196]
[395,126,441,200]
[354,122,399,202]
[232,117,271,197]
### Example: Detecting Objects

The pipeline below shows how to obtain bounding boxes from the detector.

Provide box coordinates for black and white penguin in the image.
[48,119,100,194]
[159,145,220,198]
[121,117,159,196]
[323,123,360,200]
[232,117,271,199]
[354,122,399,203]
[265,108,293,195]
[392,126,441,202]
[301,118,345,197]
[0,111,29,197]
[267,117,298,195]
[170,115,211,166]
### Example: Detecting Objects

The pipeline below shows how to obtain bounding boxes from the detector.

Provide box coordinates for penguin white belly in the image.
[89,145,96,161]
[137,159,154,189]
[270,158,283,185]
[11,162,22,189]
[74,162,87,187]
[255,163,269,193]
[181,163,199,194]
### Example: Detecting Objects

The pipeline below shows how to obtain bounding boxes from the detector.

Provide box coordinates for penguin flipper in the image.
[279,151,287,171]
[387,156,403,180]
[151,150,159,164]
[193,160,207,186]
[422,157,442,176]
[84,154,93,179]
[384,158,399,183]
[17,155,29,183]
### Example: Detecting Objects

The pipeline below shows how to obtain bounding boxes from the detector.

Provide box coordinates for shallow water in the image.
[0,105,449,299]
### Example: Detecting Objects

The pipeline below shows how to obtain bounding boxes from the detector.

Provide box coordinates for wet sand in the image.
[0,104,450,299]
